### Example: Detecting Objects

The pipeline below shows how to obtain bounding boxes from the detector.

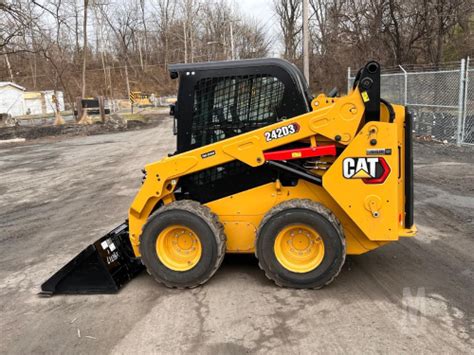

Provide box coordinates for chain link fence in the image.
[463,63,474,145]
[348,58,473,146]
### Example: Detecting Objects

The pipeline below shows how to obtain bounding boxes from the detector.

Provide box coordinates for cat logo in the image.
[343,157,390,184]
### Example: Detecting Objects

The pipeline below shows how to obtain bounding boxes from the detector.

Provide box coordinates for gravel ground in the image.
[0,117,472,354]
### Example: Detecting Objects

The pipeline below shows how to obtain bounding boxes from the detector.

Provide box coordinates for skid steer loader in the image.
[40,59,416,295]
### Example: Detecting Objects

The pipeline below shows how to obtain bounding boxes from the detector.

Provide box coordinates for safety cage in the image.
[168,58,312,203]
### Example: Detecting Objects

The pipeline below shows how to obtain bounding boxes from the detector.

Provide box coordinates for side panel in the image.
[323,121,399,241]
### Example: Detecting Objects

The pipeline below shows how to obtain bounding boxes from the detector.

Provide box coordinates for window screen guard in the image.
[191,74,285,148]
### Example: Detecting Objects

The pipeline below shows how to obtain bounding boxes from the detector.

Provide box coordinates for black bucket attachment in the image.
[40,223,144,296]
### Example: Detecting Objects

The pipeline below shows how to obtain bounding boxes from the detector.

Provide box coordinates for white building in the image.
[24,90,65,115]
[0,82,26,117]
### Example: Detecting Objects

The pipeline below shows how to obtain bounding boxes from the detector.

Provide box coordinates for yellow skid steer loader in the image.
[40,59,416,295]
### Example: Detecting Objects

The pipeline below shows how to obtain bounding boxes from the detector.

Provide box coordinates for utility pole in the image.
[183,22,188,63]
[82,0,89,98]
[303,0,309,84]
[230,21,235,60]
[124,65,132,113]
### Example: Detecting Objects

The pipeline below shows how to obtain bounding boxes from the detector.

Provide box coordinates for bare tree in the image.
[1,0,472,103]
[274,0,302,61]
[423,0,466,64]
[235,20,271,59]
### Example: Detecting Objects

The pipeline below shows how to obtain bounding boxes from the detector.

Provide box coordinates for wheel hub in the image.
[274,224,325,273]
[156,225,202,271]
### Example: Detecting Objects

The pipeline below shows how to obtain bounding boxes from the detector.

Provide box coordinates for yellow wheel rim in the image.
[156,225,202,271]
[274,224,325,273]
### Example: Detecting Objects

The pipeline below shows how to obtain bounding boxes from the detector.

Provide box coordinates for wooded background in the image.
[1,0,473,108]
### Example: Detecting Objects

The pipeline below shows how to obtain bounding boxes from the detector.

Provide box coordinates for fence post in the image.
[347,67,351,94]
[461,57,470,144]
[399,65,408,106]
[456,59,466,146]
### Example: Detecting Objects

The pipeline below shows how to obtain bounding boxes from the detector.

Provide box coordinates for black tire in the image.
[256,199,345,289]
[139,200,226,288]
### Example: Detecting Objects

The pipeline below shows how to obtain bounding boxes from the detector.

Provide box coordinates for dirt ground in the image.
[0,117,472,354]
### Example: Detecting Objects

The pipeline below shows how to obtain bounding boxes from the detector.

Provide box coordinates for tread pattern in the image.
[139,200,226,289]
[255,199,346,289]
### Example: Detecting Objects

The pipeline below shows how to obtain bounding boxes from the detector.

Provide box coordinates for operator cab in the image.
[168,58,312,203]
[169,58,312,153]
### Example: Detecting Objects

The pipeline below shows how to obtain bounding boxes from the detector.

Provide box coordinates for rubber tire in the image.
[256,199,345,289]
[139,200,226,288]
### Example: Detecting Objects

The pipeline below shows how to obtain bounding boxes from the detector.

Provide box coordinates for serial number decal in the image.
[366,148,392,155]
[106,251,119,265]
[264,123,300,142]
[201,150,216,159]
